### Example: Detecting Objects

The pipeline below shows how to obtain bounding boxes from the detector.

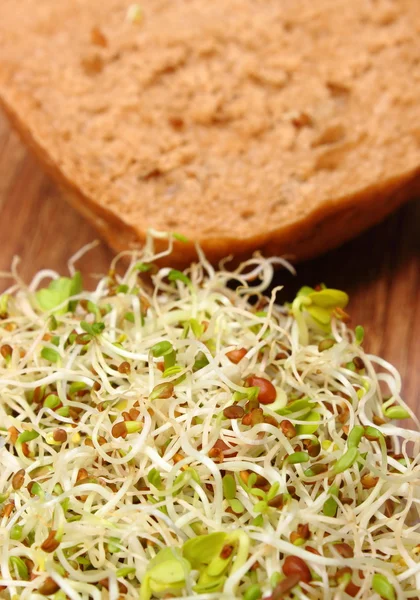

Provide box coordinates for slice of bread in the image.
[0,0,419,266]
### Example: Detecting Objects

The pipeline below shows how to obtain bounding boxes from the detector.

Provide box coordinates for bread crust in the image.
[1,0,419,266]
[2,91,418,267]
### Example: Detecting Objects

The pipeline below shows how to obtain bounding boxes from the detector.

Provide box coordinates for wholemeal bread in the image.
[0,0,419,266]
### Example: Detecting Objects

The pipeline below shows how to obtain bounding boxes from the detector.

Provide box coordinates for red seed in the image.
[226,348,247,364]
[333,542,354,558]
[280,420,296,439]
[220,544,234,559]
[246,376,277,405]
[241,407,264,426]
[282,555,311,584]
[269,574,301,599]
[305,545,321,556]
[223,405,245,419]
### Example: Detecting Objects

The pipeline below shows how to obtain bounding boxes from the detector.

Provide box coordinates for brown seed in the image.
[297,523,310,540]
[226,348,247,364]
[267,494,285,509]
[246,376,277,405]
[373,415,386,426]
[223,405,245,419]
[129,408,140,420]
[41,530,60,553]
[305,545,321,556]
[303,438,320,457]
[76,468,89,483]
[112,421,128,438]
[339,495,354,505]
[209,447,224,463]
[118,361,131,374]
[93,381,101,391]
[282,555,311,584]
[361,474,379,489]
[173,453,184,464]
[334,307,350,322]
[1,501,15,518]
[220,544,234,559]
[264,415,278,427]
[334,542,354,558]
[241,407,264,426]
[1,344,12,359]
[8,426,19,444]
[384,499,395,518]
[338,404,349,424]
[280,420,296,439]
[318,338,335,352]
[38,577,60,596]
[253,474,270,490]
[53,429,67,443]
[353,356,365,370]
[307,463,328,476]
[12,469,25,490]
[239,471,250,485]
[122,411,131,422]
[269,573,302,599]
[21,442,30,457]
[335,567,360,597]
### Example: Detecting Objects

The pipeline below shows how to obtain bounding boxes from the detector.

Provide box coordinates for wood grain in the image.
[0,111,419,413]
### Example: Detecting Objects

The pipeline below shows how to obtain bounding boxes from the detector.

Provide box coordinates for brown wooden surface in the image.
[0,111,419,412]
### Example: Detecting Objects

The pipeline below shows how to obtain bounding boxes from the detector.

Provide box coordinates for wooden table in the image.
[1,111,419,413]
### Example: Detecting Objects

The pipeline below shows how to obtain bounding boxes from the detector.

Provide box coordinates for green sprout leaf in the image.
[295,286,349,332]
[277,398,314,417]
[323,484,339,517]
[141,547,191,600]
[9,556,29,580]
[287,451,310,464]
[17,430,39,445]
[0,293,9,317]
[189,318,204,338]
[148,468,163,490]
[135,262,153,272]
[372,574,396,600]
[193,351,209,371]
[80,321,105,336]
[244,584,262,600]
[124,311,135,323]
[223,474,236,500]
[383,406,410,420]
[172,232,189,243]
[183,532,226,569]
[347,425,364,448]
[168,269,191,287]
[355,325,365,345]
[35,272,82,314]
[41,347,60,363]
[332,447,359,475]
[295,411,320,435]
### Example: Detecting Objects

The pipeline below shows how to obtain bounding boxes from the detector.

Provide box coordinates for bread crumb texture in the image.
[0,0,419,263]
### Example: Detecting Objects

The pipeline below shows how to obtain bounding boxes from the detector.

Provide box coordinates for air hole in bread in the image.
[240,210,255,220]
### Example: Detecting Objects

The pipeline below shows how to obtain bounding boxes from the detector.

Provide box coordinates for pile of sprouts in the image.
[0,231,419,600]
